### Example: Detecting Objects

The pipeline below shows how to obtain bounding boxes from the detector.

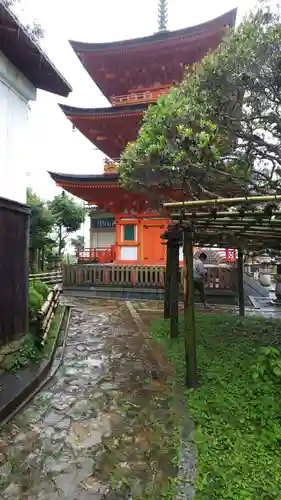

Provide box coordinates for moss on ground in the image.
[0,305,64,372]
[43,304,65,356]
[151,313,281,499]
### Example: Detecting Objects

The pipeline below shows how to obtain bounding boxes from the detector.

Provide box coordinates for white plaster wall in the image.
[0,51,36,204]
[120,246,138,261]
[90,229,116,249]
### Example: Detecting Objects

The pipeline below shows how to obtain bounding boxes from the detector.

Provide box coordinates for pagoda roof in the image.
[60,103,146,159]
[49,171,118,184]
[70,9,236,101]
[0,3,72,97]
[49,170,191,213]
[48,170,148,211]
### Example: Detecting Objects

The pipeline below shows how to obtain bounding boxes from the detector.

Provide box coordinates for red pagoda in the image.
[50,5,236,265]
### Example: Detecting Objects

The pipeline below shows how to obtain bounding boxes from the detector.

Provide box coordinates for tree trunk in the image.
[30,247,38,273]
[41,246,45,272]
[58,226,63,256]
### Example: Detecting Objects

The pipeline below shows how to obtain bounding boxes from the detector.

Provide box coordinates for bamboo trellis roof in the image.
[164,195,281,250]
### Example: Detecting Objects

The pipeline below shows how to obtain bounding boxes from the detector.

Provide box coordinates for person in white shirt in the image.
[193,252,210,308]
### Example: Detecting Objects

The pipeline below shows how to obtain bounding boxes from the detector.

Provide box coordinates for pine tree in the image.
[158,0,168,31]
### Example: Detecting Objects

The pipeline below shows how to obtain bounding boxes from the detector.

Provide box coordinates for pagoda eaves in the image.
[60,103,146,159]
[70,9,236,102]
[48,171,149,212]
[49,171,187,213]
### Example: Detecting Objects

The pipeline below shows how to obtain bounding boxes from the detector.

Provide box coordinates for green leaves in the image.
[119,3,281,202]
[251,345,281,382]
[27,189,54,250]
[48,193,84,255]
[48,193,84,234]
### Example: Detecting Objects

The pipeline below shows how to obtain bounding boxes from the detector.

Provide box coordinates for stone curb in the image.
[125,301,196,498]
[125,300,173,373]
[248,295,261,308]
[0,306,71,426]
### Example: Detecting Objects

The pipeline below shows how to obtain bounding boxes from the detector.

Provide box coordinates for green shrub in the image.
[7,333,42,371]
[28,280,49,317]
[251,346,281,382]
[28,284,44,316]
[31,280,49,300]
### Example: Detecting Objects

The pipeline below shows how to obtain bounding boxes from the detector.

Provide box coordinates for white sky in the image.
[19,0,256,201]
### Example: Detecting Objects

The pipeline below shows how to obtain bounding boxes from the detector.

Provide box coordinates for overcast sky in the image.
[18,0,256,201]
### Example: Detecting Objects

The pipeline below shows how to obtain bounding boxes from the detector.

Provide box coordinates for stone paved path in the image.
[0,299,183,500]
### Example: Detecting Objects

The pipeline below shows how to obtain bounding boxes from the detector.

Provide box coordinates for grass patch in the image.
[151,313,281,499]
[0,305,64,372]
[43,304,65,356]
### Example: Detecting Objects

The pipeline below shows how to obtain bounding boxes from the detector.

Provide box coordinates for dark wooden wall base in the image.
[0,197,30,345]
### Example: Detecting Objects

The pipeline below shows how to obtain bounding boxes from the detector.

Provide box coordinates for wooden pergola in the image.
[163,195,281,388]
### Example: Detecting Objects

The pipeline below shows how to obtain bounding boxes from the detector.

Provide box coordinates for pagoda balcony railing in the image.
[77,246,236,265]
[111,87,170,107]
[77,246,115,264]
[63,263,236,292]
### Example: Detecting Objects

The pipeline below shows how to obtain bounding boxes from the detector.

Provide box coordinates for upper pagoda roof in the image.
[49,171,118,185]
[60,102,147,159]
[0,3,72,97]
[70,9,236,101]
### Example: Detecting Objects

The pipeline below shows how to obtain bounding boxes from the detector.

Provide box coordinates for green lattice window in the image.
[124,224,135,241]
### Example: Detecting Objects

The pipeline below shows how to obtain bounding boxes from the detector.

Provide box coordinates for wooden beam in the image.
[170,237,179,338]
[171,210,281,219]
[164,194,281,209]
[183,227,198,388]
[237,248,245,317]
[190,218,281,227]
[164,241,172,319]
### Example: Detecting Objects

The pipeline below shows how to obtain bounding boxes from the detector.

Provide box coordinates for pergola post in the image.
[183,226,198,388]
[164,240,172,319]
[169,226,180,338]
[163,195,281,386]
[237,247,245,316]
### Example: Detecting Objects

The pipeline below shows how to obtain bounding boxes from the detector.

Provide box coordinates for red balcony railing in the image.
[216,249,237,263]
[77,246,115,264]
[111,87,170,107]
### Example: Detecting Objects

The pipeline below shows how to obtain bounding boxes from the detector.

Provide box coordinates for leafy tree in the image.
[71,235,85,254]
[119,3,281,201]
[3,0,44,41]
[48,193,84,256]
[27,189,54,272]
[26,20,44,41]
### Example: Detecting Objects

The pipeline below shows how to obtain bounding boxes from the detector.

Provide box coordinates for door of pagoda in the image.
[142,223,165,265]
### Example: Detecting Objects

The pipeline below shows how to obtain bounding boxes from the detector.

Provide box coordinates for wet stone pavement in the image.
[0,298,187,500]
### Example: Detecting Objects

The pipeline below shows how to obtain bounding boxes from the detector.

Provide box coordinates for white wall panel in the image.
[120,246,138,261]
[0,51,36,204]
[90,229,116,248]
